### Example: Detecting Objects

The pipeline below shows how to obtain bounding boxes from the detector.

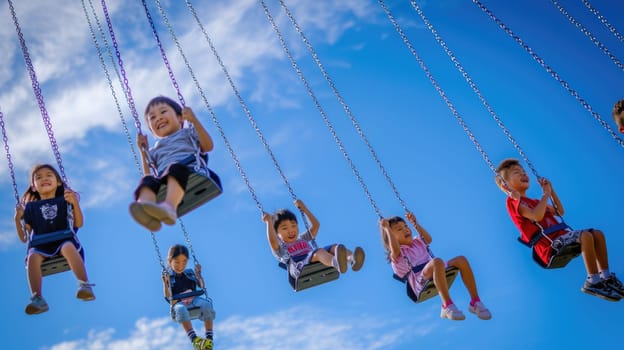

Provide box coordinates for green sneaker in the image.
[25,294,49,315]
[192,337,213,350]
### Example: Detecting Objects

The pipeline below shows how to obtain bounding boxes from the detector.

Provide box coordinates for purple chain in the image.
[0,110,20,203]
[140,0,185,107]
[8,0,68,184]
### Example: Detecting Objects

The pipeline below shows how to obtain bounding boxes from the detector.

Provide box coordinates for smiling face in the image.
[145,102,182,138]
[614,110,624,134]
[169,254,189,274]
[276,219,299,244]
[389,219,413,245]
[31,166,61,199]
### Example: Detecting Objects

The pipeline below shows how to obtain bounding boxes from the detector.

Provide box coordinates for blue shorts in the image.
[173,296,215,323]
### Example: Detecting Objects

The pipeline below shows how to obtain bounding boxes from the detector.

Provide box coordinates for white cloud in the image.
[46,306,423,350]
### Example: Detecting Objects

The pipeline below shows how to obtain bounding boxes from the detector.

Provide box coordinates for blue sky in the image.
[1,0,623,349]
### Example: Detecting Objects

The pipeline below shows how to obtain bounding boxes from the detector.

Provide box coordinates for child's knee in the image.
[449,255,468,268]
[590,229,605,241]
[432,257,445,269]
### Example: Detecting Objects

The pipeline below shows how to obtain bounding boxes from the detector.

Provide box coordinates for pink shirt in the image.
[390,237,432,291]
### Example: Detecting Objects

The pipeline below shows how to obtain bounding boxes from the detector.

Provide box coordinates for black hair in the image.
[380,216,406,262]
[144,95,183,119]
[22,163,66,202]
[167,244,189,262]
[272,209,297,231]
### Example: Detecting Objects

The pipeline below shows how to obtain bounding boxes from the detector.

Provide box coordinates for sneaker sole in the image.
[129,202,162,231]
[77,290,96,301]
[351,247,365,272]
[334,244,348,273]
[581,287,622,302]
[468,307,492,320]
[142,202,177,226]
[25,304,49,315]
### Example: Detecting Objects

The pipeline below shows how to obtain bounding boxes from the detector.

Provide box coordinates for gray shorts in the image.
[552,230,582,250]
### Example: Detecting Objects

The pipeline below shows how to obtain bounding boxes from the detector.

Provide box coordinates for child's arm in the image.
[262,212,280,253]
[294,199,320,237]
[406,211,432,245]
[14,204,28,243]
[518,177,558,221]
[380,218,401,260]
[183,107,214,153]
[137,133,152,176]
[548,183,565,216]
[65,189,84,229]
[161,272,172,299]
[194,264,205,290]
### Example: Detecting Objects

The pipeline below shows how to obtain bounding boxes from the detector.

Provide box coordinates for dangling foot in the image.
[350,246,365,272]
[76,281,96,301]
[605,273,624,297]
[193,337,213,350]
[142,202,177,226]
[25,294,49,315]
[468,301,492,320]
[440,303,465,321]
[331,244,348,273]
[129,201,162,231]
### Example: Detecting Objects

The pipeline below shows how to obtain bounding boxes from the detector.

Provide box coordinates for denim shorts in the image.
[173,296,215,323]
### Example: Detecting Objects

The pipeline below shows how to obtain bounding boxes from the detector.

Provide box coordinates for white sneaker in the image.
[468,301,491,320]
[440,303,465,320]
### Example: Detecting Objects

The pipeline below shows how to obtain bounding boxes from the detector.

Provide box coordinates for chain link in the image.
[144,0,265,216]
[551,0,623,72]
[379,1,498,178]
[8,0,68,185]
[0,109,20,203]
[407,0,540,179]
[582,0,624,42]
[473,0,624,149]
[261,0,383,219]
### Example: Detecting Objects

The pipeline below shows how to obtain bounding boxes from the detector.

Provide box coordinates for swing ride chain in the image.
[140,0,185,107]
[582,0,624,42]
[183,0,301,207]
[147,0,264,213]
[551,0,623,72]
[8,0,68,185]
[0,110,20,203]
[81,0,143,175]
[407,0,540,179]
[379,1,498,176]
[277,0,409,215]
[260,0,383,219]
[100,0,144,135]
[473,0,624,149]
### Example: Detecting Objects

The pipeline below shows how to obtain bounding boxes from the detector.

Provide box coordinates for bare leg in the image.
[27,253,44,296]
[137,186,157,203]
[422,258,451,304]
[311,245,335,267]
[165,176,184,210]
[61,243,88,282]
[580,231,599,275]
[448,255,480,300]
[591,230,609,271]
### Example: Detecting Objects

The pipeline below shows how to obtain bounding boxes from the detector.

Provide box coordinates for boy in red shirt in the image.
[495,158,623,301]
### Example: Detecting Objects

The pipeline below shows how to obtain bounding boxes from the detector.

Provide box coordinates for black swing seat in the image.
[156,156,222,217]
[394,265,460,303]
[168,289,207,321]
[518,222,581,269]
[278,261,340,292]
[30,229,75,277]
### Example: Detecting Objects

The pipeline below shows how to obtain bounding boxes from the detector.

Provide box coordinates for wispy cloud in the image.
[45,305,426,350]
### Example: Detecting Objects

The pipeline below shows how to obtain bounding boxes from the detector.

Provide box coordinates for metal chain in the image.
[140,0,185,107]
[260,0,383,219]
[277,0,405,215]
[379,1,498,177]
[0,109,20,203]
[407,0,540,179]
[144,0,265,215]
[473,0,624,149]
[99,0,143,134]
[582,0,624,42]
[551,0,623,72]
[82,0,143,176]
[95,0,166,271]
[8,0,68,185]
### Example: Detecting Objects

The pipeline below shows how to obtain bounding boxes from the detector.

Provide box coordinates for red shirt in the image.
[506,196,567,264]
